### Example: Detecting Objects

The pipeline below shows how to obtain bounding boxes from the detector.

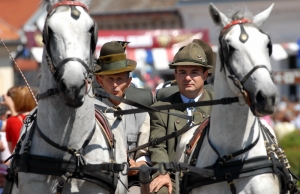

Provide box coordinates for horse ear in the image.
[209,3,230,27]
[253,3,274,26]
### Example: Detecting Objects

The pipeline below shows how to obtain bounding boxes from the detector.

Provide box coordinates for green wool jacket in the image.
[149,90,214,178]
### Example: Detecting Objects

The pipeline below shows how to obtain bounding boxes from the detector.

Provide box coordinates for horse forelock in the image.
[42,0,91,11]
[227,7,254,21]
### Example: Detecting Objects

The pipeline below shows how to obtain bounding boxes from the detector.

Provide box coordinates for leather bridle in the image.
[38,0,97,100]
[218,19,273,104]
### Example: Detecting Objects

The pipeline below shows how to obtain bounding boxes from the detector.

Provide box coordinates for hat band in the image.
[100,60,128,71]
[99,53,126,64]
[171,59,209,66]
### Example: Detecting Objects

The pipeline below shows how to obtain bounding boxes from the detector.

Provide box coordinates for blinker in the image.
[71,7,81,19]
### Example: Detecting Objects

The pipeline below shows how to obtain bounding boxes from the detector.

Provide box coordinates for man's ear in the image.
[95,75,103,87]
[204,70,209,80]
[127,77,132,88]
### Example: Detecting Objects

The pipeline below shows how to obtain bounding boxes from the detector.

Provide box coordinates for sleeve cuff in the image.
[136,156,152,166]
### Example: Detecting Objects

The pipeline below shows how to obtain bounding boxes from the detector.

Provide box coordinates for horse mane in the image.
[227,6,254,21]
[42,0,91,11]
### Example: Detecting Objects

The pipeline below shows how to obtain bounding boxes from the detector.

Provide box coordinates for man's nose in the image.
[185,74,192,80]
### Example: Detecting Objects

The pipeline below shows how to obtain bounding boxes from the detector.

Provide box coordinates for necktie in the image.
[187,99,195,117]
[188,99,195,110]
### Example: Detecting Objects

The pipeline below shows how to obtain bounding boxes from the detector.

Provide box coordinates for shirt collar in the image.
[180,92,202,103]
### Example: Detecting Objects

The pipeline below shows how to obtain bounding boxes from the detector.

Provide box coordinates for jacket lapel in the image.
[168,93,188,132]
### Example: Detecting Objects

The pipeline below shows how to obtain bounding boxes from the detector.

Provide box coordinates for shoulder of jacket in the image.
[204,89,214,99]
[153,92,180,106]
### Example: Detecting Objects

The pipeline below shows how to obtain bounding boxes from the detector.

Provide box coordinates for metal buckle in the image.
[192,112,203,125]
[237,91,246,106]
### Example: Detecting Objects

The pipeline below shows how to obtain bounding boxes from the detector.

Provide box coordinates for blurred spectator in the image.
[0,164,7,192]
[0,104,8,162]
[4,86,37,153]
[0,105,9,132]
[274,111,296,139]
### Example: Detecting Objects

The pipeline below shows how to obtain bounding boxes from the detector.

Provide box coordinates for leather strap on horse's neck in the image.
[36,120,95,163]
[185,117,210,155]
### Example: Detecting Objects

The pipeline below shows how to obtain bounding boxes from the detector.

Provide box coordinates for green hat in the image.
[95,41,136,75]
[169,39,214,69]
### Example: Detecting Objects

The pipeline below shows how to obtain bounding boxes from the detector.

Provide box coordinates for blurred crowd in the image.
[0,85,37,191]
[261,96,300,139]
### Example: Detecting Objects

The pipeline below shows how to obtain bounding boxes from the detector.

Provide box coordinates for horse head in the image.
[209,3,279,116]
[42,0,98,108]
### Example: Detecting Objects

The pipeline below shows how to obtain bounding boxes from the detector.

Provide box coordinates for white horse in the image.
[177,3,297,194]
[5,1,127,194]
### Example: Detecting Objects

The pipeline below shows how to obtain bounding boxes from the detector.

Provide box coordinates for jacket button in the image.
[176,120,180,124]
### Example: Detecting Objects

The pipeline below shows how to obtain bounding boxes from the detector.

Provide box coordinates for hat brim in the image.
[169,61,212,69]
[95,59,137,75]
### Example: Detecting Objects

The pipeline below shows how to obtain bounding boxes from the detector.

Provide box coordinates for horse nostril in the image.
[256,90,264,104]
[271,95,276,106]
[59,79,67,93]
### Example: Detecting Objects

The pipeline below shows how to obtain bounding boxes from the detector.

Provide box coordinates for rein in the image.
[93,88,240,154]
[94,88,240,117]
[0,39,38,105]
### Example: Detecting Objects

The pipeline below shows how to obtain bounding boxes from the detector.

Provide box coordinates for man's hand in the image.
[150,173,172,194]
[128,158,147,176]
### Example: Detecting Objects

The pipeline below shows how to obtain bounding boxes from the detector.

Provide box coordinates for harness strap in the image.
[259,120,299,193]
[36,122,95,160]
[14,153,125,174]
[207,118,260,169]
[57,172,72,194]
[113,96,239,117]
[180,156,282,193]
[226,174,236,194]
[127,119,193,154]
[95,108,114,148]
[11,153,125,194]
[37,88,60,100]
[95,88,159,113]
[240,65,269,85]
[185,117,210,155]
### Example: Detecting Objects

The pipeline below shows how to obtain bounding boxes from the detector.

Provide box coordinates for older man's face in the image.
[174,65,208,99]
[96,72,131,105]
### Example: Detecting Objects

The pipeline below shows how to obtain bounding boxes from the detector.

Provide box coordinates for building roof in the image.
[0,0,41,30]
[0,19,19,41]
[90,0,177,15]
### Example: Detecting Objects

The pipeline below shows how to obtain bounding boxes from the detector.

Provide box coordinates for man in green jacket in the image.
[149,39,215,194]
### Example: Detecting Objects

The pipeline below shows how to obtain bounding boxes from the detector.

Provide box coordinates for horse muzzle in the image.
[58,79,86,108]
[250,89,278,117]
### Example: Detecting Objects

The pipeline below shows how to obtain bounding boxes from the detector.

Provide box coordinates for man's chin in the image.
[183,87,194,92]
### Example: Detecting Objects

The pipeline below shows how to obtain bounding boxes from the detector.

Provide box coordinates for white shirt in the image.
[180,93,202,116]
